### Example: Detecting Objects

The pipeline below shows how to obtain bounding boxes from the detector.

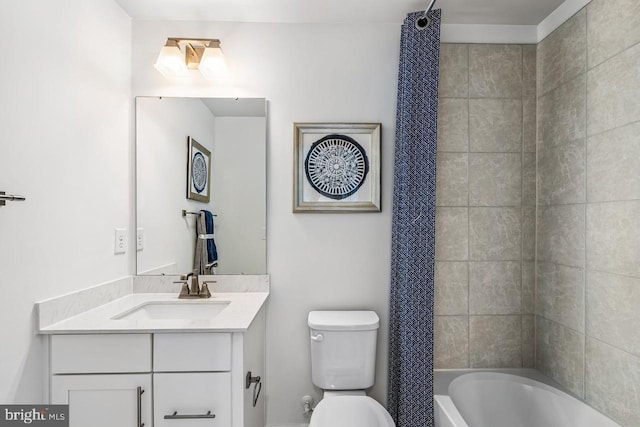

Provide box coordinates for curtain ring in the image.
[415,0,437,30]
[415,14,431,30]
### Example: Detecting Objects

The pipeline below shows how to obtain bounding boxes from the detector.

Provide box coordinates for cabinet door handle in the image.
[137,387,145,427]
[164,411,216,420]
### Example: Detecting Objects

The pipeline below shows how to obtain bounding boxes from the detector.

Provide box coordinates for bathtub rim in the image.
[434,368,571,397]
[433,368,620,427]
[434,369,567,427]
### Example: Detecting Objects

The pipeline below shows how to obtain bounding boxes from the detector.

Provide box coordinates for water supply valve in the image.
[302,395,315,418]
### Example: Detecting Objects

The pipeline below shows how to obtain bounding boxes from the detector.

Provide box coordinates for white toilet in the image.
[307,310,396,427]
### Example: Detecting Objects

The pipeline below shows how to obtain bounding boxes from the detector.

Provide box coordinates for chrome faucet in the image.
[173,273,214,299]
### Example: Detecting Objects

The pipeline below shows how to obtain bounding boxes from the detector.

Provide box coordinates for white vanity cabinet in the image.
[48,307,266,427]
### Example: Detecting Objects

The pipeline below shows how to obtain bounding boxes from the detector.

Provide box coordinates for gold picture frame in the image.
[293,122,381,213]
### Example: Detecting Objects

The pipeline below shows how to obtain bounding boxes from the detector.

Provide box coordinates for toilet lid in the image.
[309,396,396,427]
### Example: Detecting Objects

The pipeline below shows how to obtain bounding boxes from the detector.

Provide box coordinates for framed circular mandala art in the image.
[304,134,369,200]
[191,152,208,193]
[293,123,381,212]
[187,136,211,203]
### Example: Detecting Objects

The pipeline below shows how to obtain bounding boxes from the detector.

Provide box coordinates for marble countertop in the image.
[39,292,269,334]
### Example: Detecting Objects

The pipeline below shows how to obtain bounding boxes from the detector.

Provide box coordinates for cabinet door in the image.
[51,374,152,427]
[154,373,231,427]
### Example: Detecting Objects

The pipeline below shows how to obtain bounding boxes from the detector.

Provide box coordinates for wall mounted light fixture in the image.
[154,38,228,80]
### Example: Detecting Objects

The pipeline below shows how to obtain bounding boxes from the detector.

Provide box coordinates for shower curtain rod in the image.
[416,0,437,29]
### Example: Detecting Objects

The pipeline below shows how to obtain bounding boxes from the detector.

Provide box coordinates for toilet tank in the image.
[308,311,379,390]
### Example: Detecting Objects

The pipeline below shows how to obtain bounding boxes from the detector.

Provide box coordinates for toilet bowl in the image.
[307,311,396,427]
[309,392,395,427]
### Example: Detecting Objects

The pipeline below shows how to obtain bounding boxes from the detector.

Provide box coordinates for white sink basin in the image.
[112,301,230,321]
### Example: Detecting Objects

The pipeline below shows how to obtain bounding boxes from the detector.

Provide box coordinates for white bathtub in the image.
[434,369,620,427]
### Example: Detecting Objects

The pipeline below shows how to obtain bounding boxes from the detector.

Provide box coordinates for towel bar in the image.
[0,191,26,207]
[182,209,217,217]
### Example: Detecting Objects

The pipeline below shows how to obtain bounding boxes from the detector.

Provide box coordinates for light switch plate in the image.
[114,228,127,254]
[136,228,144,251]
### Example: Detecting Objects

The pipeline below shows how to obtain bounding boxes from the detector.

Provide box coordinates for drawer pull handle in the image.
[164,411,216,420]
[137,387,145,427]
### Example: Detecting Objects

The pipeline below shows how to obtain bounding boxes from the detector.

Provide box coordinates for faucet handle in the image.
[199,283,212,298]
[175,281,190,298]
[173,279,188,289]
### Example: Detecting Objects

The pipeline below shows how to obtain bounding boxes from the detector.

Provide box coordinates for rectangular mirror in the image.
[136,97,267,275]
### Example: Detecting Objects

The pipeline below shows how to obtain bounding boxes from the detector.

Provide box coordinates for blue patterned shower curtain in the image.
[388,9,441,427]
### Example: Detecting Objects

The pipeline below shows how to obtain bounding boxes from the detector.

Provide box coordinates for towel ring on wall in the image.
[245,371,262,407]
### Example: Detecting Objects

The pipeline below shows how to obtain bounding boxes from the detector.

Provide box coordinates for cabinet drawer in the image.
[51,334,151,374]
[154,372,231,427]
[154,333,231,372]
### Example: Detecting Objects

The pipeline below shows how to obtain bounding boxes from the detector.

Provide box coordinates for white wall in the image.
[136,97,216,274]
[0,0,131,402]
[133,21,398,425]
[213,116,267,274]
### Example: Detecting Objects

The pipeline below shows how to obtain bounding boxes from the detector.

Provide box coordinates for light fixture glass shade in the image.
[154,44,189,78]
[198,46,229,80]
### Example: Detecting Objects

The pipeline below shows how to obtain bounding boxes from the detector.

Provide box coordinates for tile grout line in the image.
[536,199,640,207]
[520,44,525,369]
[534,315,640,378]
[466,43,471,369]
[584,117,640,140]
[587,36,640,72]
[534,38,539,373]
[536,259,640,285]
[439,96,523,100]
[582,6,589,401]
[589,335,640,363]
[439,150,528,154]
[536,315,583,340]
[537,69,587,100]
[536,259,584,271]
[437,259,529,263]
[437,204,532,208]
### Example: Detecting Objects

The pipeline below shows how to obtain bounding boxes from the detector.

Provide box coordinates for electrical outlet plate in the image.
[114,228,127,254]
[136,228,144,251]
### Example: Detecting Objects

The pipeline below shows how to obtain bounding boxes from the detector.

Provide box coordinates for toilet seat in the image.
[309,395,396,427]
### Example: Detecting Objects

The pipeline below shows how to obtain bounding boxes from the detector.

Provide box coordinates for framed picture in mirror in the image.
[187,136,211,203]
[293,122,381,212]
